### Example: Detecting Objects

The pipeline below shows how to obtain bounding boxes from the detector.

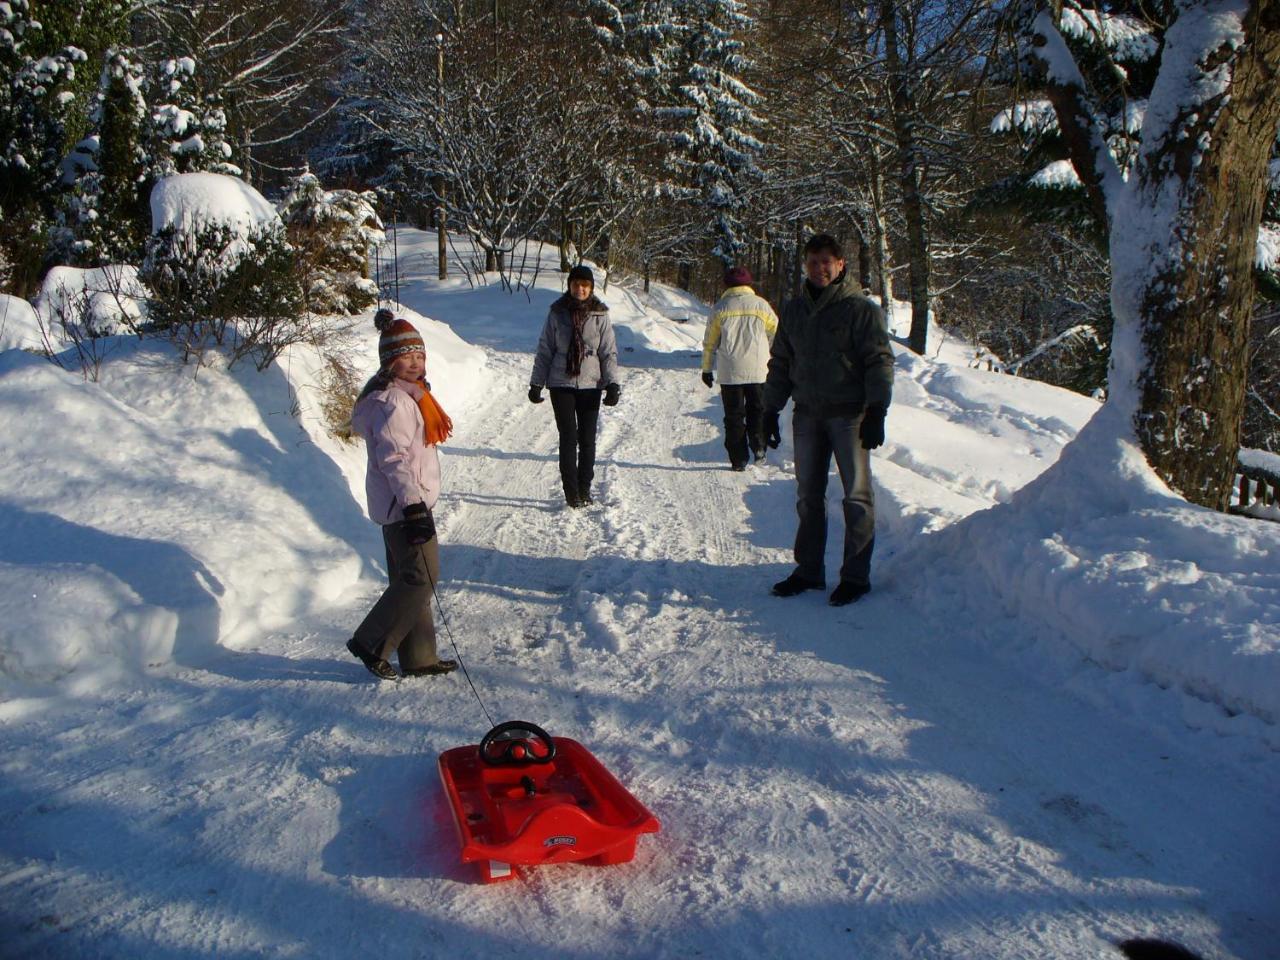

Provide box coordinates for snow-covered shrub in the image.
[142,219,306,369]
[277,170,383,315]
[0,293,41,352]
[31,265,148,379]
[142,171,309,369]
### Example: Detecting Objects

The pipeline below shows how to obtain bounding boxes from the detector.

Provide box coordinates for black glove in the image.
[528,384,544,404]
[764,410,781,449]
[402,502,436,545]
[603,383,621,407]
[860,405,887,450]
[701,370,714,388]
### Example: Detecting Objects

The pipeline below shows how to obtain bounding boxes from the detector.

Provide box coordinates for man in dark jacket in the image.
[763,234,895,606]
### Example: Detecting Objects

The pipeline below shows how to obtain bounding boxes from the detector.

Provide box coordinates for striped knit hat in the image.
[374,308,424,367]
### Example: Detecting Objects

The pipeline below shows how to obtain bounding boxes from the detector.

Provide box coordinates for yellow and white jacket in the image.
[701,285,779,386]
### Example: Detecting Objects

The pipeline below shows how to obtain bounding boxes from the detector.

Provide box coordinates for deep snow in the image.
[0,230,1276,960]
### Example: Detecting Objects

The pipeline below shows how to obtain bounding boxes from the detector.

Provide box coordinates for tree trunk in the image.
[882,3,930,354]
[869,147,892,312]
[1121,1,1280,509]
[560,206,572,272]
[437,176,447,281]
[856,229,872,293]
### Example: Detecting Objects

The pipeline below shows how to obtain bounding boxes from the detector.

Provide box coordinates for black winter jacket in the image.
[763,273,894,417]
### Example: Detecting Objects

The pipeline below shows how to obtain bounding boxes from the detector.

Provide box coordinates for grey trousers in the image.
[352,522,442,670]
[792,410,876,587]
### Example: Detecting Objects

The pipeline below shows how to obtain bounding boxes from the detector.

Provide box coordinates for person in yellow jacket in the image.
[701,266,780,470]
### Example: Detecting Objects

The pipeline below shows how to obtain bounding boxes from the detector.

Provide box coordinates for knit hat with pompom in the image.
[374,307,425,367]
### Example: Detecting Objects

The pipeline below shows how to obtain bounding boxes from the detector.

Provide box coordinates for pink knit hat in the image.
[374,308,424,367]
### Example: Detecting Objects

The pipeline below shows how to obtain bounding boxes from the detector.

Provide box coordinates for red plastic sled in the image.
[438,721,660,883]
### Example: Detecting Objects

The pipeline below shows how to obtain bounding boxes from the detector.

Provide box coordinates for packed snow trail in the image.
[2,241,1277,959]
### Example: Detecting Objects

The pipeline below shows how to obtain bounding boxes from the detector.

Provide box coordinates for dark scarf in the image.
[558,292,602,378]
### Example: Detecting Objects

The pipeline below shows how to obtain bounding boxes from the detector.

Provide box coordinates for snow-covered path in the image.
[3,243,1277,959]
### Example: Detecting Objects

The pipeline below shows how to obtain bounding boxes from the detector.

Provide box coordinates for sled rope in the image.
[424,552,496,728]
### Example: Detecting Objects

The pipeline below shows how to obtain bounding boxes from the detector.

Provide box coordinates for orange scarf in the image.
[416,379,453,445]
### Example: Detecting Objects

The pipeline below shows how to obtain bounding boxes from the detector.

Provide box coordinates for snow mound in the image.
[34,264,149,336]
[150,171,280,238]
[0,294,42,352]
[0,304,486,686]
[910,404,1280,730]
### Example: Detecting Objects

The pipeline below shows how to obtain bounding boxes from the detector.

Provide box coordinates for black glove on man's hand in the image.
[764,410,781,449]
[859,405,887,450]
[402,502,436,545]
[603,382,621,407]
[701,370,714,388]
[528,384,544,404]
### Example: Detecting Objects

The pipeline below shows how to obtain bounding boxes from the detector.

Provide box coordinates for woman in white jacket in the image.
[346,309,458,681]
[700,266,779,470]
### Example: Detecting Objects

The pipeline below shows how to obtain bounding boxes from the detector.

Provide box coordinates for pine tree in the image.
[146,57,240,180]
[56,49,149,265]
[600,0,765,267]
[277,169,383,314]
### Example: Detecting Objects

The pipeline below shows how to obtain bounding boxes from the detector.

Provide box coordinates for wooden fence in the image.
[1233,455,1280,518]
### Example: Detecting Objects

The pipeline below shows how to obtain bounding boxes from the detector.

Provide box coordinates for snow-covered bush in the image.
[0,293,41,352]
[29,265,147,379]
[142,173,306,369]
[277,170,383,315]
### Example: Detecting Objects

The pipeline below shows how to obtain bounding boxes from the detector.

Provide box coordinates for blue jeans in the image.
[792,410,875,587]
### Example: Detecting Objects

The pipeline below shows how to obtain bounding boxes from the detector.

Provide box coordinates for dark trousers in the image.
[352,523,441,670]
[720,383,765,466]
[792,410,876,587]
[549,387,603,500]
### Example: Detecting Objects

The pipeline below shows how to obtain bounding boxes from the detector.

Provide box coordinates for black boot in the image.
[829,581,871,606]
[771,572,825,597]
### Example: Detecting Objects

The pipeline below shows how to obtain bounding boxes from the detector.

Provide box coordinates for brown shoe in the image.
[346,638,399,681]
[403,659,459,677]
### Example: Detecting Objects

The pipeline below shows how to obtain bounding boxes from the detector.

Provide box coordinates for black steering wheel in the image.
[478,720,557,766]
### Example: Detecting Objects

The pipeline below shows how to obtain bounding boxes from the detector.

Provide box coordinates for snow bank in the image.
[0,309,486,687]
[909,404,1280,730]
[150,171,280,239]
[0,294,42,352]
[34,264,148,336]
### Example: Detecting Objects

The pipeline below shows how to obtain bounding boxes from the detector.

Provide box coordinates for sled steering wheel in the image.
[478,721,557,766]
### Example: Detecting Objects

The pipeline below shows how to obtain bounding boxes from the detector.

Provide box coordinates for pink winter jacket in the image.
[351,377,441,523]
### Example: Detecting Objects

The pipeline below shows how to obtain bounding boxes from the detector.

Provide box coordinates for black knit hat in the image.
[567,265,594,289]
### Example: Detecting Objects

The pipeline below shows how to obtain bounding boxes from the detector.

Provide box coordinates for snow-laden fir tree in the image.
[277,169,383,314]
[55,49,149,265]
[0,0,88,293]
[146,56,240,181]
[598,0,765,267]
[1006,0,1280,509]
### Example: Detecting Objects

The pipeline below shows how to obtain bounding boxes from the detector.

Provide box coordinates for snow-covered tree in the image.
[602,0,764,267]
[55,49,149,265]
[145,56,239,180]
[1011,1,1280,508]
[136,0,343,186]
[277,169,383,314]
[0,1,87,292]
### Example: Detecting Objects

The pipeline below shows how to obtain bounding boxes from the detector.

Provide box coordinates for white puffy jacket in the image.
[701,286,779,386]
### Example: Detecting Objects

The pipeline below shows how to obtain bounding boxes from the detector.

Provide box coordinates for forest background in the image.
[3,0,1278,507]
